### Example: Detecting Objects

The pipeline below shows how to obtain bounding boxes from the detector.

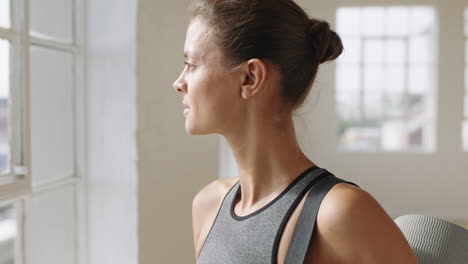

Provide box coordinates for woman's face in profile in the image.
[173,18,244,136]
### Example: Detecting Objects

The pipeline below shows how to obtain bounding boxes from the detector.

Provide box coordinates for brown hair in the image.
[189,0,343,113]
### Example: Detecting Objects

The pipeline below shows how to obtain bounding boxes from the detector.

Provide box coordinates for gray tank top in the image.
[195,166,359,264]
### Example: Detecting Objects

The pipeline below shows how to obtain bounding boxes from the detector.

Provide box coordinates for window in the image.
[0,0,22,260]
[0,0,85,262]
[0,203,16,264]
[335,6,437,152]
[0,0,27,186]
[0,0,10,29]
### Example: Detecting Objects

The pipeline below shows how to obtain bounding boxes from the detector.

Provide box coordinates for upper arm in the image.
[313,183,418,264]
[191,188,206,255]
[192,181,215,258]
[191,179,226,260]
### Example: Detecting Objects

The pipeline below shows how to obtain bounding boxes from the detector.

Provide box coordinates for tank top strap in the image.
[284,174,360,264]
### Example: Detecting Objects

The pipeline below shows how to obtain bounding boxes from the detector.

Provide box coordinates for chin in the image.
[185,121,216,136]
[185,127,211,135]
[185,122,203,135]
[184,112,221,135]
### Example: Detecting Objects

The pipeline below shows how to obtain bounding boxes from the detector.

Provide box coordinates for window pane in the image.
[385,94,406,118]
[336,93,360,120]
[0,204,16,264]
[336,65,360,94]
[0,39,9,174]
[410,7,434,35]
[336,6,436,152]
[30,0,73,42]
[383,118,427,151]
[30,46,74,184]
[385,7,409,36]
[338,120,382,151]
[409,66,431,95]
[364,66,383,94]
[26,185,76,263]
[364,94,383,119]
[0,0,10,28]
[336,7,360,36]
[385,39,406,64]
[339,37,361,64]
[386,66,405,95]
[382,119,407,150]
[410,35,432,64]
[364,39,384,64]
[363,7,384,36]
[408,93,425,117]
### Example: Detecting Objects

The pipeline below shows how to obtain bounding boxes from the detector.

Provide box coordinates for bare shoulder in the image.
[191,176,239,259]
[192,176,239,214]
[311,182,417,264]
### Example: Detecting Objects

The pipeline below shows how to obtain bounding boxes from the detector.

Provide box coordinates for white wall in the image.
[86,0,219,263]
[87,0,138,263]
[136,1,219,263]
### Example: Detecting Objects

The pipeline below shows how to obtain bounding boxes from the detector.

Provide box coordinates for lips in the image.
[183,103,190,109]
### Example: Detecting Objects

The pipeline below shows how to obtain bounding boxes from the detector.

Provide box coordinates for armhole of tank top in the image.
[270,175,361,263]
[197,178,240,258]
[281,175,357,264]
[270,172,333,264]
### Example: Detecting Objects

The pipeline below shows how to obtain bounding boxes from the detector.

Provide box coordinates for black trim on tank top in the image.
[271,170,334,264]
[230,165,321,221]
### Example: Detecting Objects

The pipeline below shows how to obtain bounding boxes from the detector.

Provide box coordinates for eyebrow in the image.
[184,50,201,61]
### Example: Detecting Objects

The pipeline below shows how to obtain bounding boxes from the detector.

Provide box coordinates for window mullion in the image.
[8,0,30,182]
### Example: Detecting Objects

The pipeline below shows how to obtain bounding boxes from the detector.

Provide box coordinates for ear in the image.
[240,58,268,98]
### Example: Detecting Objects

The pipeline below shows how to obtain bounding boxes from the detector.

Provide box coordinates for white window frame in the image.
[0,0,31,202]
[0,0,88,264]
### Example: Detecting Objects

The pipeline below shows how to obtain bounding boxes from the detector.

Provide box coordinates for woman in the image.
[173,0,418,263]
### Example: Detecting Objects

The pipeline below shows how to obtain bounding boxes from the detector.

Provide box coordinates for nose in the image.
[173,72,187,94]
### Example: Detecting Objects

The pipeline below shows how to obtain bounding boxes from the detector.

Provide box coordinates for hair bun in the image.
[308,18,343,64]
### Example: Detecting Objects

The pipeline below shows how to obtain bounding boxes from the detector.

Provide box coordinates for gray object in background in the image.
[395,214,468,264]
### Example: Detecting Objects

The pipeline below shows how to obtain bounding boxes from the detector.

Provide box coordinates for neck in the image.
[222,114,315,213]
